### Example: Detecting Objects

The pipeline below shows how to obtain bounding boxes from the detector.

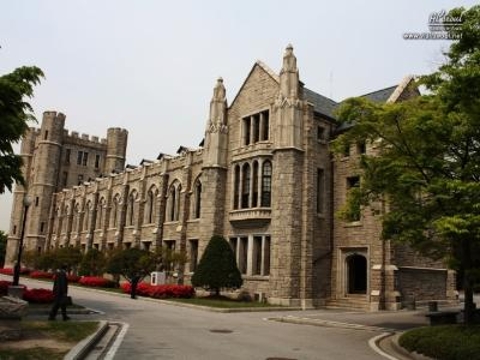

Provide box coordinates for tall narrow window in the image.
[65,149,71,164]
[261,111,269,141]
[346,176,361,221]
[44,130,49,140]
[111,194,120,227]
[127,191,137,226]
[97,198,105,229]
[169,187,176,221]
[95,154,100,168]
[77,151,83,165]
[252,162,259,207]
[264,236,271,275]
[261,161,272,207]
[241,164,250,208]
[194,180,202,219]
[317,168,325,214]
[82,152,89,166]
[252,114,260,143]
[233,165,240,209]
[229,238,238,260]
[146,188,156,224]
[244,117,251,145]
[253,236,262,275]
[239,237,248,274]
[62,171,68,187]
[84,201,91,231]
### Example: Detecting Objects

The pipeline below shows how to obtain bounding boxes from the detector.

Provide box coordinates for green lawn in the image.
[399,325,480,360]
[0,321,99,360]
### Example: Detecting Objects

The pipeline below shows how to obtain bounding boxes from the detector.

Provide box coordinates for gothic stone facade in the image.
[6,46,456,310]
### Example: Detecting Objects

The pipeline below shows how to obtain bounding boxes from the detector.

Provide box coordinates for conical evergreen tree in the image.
[191,235,243,296]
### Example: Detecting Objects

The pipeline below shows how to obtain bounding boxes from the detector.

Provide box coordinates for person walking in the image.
[48,264,70,321]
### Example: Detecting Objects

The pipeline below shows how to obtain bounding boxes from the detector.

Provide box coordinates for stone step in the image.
[326,298,371,311]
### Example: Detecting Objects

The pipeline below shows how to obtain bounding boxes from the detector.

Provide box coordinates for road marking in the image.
[369,333,399,360]
[103,322,130,360]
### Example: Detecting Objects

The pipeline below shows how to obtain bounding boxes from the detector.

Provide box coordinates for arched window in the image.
[127,190,138,226]
[145,186,158,224]
[84,201,92,231]
[167,181,182,222]
[241,163,250,208]
[346,254,367,294]
[72,203,80,233]
[111,194,120,227]
[97,197,106,229]
[193,179,202,219]
[62,206,69,233]
[233,165,240,209]
[252,161,259,207]
[261,160,272,207]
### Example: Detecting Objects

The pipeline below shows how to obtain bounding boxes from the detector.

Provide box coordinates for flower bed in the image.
[79,276,116,288]
[0,267,30,276]
[120,282,195,299]
[67,274,81,283]
[29,270,54,279]
[23,288,54,303]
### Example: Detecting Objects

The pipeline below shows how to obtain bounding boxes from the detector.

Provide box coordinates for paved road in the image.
[9,276,387,360]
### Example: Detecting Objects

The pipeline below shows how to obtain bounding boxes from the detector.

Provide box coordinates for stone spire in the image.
[204,77,228,168]
[208,77,227,129]
[280,44,299,99]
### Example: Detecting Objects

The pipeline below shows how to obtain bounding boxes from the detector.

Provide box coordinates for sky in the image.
[0,0,477,232]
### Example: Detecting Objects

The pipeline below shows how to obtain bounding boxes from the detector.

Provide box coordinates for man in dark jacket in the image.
[48,264,70,321]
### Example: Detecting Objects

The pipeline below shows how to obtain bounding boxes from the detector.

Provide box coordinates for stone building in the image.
[6,45,456,310]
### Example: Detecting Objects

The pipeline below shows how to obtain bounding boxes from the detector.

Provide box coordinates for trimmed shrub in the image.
[0,267,30,275]
[400,325,480,360]
[191,235,243,296]
[23,288,54,303]
[79,276,115,288]
[67,274,81,283]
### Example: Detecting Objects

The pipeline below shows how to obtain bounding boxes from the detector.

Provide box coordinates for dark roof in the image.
[361,85,397,103]
[304,87,338,119]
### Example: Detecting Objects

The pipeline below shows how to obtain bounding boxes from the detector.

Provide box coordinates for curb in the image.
[269,315,393,332]
[388,332,434,360]
[64,320,109,360]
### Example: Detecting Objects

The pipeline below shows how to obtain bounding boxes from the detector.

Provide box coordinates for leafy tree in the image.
[191,235,242,296]
[333,5,480,324]
[0,230,7,267]
[0,66,44,193]
[79,248,106,276]
[105,247,157,298]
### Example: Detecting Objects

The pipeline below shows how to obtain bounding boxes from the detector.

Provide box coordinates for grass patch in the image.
[167,296,275,308]
[399,325,480,360]
[0,321,99,360]
[0,347,66,360]
[25,320,99,342]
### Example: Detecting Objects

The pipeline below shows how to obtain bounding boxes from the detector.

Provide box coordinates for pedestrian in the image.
[130,274,141,299]
[48,264,70,321]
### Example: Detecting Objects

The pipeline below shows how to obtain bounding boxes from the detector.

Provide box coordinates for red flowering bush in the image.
[79,276,115,288]
[0,267,30,275]
[23,288,54,303]
[120,282,194,299]
[0,280,12,296]
[67,274,81,283]
[29,270,54,279]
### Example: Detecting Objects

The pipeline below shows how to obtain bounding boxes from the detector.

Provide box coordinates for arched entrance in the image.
[346,254,367,294]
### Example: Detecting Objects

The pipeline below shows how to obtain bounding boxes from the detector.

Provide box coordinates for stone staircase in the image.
[325,296,372,311]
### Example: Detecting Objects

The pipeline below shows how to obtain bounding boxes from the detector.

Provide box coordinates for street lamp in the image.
[12,194,32,286]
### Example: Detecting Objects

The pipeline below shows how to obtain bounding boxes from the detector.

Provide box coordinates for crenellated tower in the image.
[26,111,66,252]
[105,127,128,174]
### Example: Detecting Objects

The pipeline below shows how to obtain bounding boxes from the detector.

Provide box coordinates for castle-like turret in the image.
[105,128,128,174]
[27,111,66,252]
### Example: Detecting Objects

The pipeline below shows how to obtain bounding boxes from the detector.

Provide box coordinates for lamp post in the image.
[12,194,32,286]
